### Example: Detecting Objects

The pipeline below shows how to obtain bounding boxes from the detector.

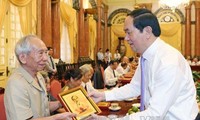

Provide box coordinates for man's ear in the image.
[144,26,152,39]
[18,53,27,64]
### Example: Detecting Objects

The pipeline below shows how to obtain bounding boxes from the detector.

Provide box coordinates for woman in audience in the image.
[79,64,96,93]
[62,68,83,91]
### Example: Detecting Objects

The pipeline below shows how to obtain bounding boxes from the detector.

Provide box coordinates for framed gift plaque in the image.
[58,86,101,120]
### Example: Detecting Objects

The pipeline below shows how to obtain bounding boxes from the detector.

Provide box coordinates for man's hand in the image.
[53,69,57,74]
[88,91,105,103]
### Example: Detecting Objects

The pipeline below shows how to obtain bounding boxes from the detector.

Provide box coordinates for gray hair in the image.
[79,64,92,75]
[15,35,39,63]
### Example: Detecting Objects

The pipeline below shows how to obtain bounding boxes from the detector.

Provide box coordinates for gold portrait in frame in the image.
[58,86,101,120]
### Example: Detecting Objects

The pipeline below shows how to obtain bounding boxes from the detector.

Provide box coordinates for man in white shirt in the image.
[104,49,112,63]
[119,56,131,73]
[116,62,128,76]
[114,49,121,61]
[97,48,104,65]
[104,59,120,89]
[89,9,199,120]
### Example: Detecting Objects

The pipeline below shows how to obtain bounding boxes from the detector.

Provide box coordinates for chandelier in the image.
[159,0,190,11]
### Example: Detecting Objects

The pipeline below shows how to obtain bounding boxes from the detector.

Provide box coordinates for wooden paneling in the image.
[41,0,52,47]
[52,2,60,58]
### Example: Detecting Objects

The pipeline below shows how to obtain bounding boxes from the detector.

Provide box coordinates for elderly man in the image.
[4,35,76,120]
[89,9,199,120]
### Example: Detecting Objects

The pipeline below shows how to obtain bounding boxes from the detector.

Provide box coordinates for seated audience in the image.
[191,56,200,66]
[62,68,83,91]
[104,59,121,89]
[129,56,138,73]
[4,35,76,120]
[114,49,121,61]
[79,64,96,92]
[116,62,128,76]
[120,56,131,73]
[40,71,65,114]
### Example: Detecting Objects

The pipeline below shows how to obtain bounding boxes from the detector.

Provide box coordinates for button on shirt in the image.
[105,38,199,120]
[4,66,50,120]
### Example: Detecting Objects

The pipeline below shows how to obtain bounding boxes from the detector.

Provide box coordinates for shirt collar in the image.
[142,37,161,61]
[18,66,44,91]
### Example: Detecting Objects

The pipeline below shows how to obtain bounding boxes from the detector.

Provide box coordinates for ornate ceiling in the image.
[102,0,155,6]
[102,0,135,6]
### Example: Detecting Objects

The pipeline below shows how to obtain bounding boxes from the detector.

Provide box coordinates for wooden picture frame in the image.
[58,86,101,120]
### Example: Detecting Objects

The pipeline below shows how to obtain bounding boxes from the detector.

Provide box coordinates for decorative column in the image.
[195,1,200,56]
[185,4,192,56]
[51,0,60,58]
[84,14,89,57]
[41,0,52,47]
[97,0,102,50]
[104,5,108,50]
[78,0,86,56]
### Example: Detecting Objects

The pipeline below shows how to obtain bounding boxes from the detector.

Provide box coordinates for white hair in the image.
[79,64,92,75]
[15,35,39,63]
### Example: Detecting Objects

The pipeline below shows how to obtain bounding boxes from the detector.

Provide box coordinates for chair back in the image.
[93,67,104,89]
[100,66,105,82]
[0,94,6,120]
[50,80,62,100]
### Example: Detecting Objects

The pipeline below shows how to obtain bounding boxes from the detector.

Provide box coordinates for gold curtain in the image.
[89,16,97,60]
[111,24,125,37]
[60,1,77,63]
[9,0,31,7]
[111,25,135,57]
[160,22,182,51]
[18,2,32,35]
[0,0,9,34]
[111,26,120,56]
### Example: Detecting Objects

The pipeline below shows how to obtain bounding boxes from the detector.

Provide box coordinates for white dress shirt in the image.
[116,63,125,76]
[97,52,104,61]
[105,38,199,120]
[81,80,96,93]
[116,63,130,75]
[104,66,119,86]
[105,52,112,62]
[114,53,121,60]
